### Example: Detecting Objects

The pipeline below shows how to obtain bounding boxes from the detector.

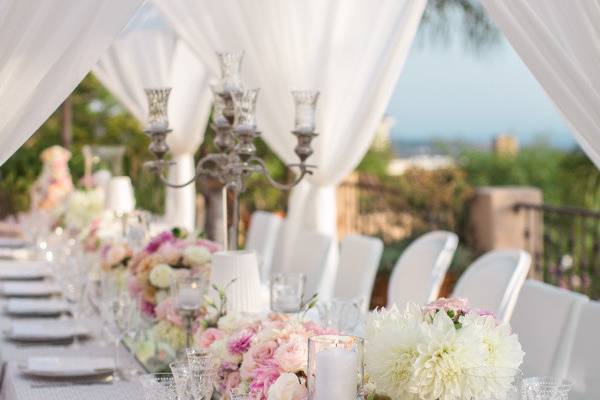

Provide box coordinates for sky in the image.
[386,30,577,150]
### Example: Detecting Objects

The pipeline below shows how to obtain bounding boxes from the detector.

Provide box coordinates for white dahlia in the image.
[365,305,423,399]
[412,311,487,400]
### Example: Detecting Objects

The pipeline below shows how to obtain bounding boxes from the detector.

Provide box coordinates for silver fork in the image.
[29,375,114,389]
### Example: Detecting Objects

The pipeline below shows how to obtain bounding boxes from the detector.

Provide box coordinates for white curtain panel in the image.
[0,0,144,166]
[93,3,214,231]
[155,0,426,239]
[481,0,600,169]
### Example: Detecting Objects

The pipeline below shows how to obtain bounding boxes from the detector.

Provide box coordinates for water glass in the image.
[270,272,305,313]
[186,348,217,369]
[139,373,178,400]
[170,361,193,400]
[523,377,572,400]
[189,362,218,400]
[317,297,364,334]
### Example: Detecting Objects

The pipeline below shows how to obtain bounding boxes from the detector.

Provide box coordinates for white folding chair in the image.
[565,301,600,400]
[510,280,588,377]
[332,234,383,310]
[452,249,531,322]
[270,222,334,299]
[244,211,283,283]
[387,231,458,309]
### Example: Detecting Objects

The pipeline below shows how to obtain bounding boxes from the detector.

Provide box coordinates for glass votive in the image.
[292,90,319,133]
[523,376,572,400]
[217,51,244,93]
[145,87,171,131]
[270,272,306,313]
[139,373,178,400]
[307,335,364,400]
[173,275,208,311]
[464,367,522,400]
[232,88,259,132]
[317,298,364,334]
[169,361,193,400]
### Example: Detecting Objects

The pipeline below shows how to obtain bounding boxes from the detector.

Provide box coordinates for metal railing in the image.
[514,202,600,298]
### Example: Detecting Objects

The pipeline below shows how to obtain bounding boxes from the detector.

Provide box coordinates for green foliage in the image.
[356,146,395,177]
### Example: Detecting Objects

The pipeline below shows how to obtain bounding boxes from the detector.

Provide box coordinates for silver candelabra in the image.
[143,52,318,250]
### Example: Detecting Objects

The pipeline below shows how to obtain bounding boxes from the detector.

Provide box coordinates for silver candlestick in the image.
[144,52,318,250]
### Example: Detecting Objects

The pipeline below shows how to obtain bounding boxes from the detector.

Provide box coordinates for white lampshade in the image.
[210,250,264,314]
[105,176,135,215]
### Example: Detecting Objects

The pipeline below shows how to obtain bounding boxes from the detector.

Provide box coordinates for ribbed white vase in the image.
[210,250,263,314]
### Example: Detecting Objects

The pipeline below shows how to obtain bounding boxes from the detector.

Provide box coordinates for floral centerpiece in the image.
[127,229,220,318]
[30,145,74,212]
[62,188,105,232]
[194,312,335,400]
[365,298,524,400]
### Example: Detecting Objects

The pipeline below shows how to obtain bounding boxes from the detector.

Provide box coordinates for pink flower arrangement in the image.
[195,313,333,400]
[127,229,220,316]
[100,242,132,271]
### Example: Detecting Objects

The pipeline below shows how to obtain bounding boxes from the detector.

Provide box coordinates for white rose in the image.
[149,263,174,289]
[183,246,211,266]
[267,373,308,400]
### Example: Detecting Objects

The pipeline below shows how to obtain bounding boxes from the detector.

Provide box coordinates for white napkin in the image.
[6,299,69,315]
[6,320,89,341]
[0,261,52,280]
[0,281,61,297]
[24,356,114,376]
[0,237,28,249]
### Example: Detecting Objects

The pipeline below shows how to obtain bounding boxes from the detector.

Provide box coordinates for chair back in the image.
[387,231,458,308]
[511,279,588,377]
[245,211,282,282]
[333,234,383,309]
[452,249,531,322]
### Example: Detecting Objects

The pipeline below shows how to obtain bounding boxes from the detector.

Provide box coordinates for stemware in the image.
[172,357,218,400]
[139,373,178,400]
[270,272,305,313]
[317,297,364,334]
[63,249,88,348]
[169,361,193,400]
[523,376,572,400]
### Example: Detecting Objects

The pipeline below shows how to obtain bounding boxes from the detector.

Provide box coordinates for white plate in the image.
[19,356,114,378]
[5,320,90,342]
[0,238,28,249]
[5,299,69,316]
[0,282,61,297]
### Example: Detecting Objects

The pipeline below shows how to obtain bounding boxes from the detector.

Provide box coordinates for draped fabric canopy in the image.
[93,3,214,230]
[0,0,144,166]
[155,0,426,241]
[481,0,600,170]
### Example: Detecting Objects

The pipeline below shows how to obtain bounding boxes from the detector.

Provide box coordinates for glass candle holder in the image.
[217,51,244,93]
[523,376,572,400]
[317,297,364,334]
[292,90,319,133]
[307,335,364,400]
[173,275,207,311]
[232,88,259,132]
[270,272,306,313]
[145,87,171,131]
[139,373,178,400]
[210,83,228,124]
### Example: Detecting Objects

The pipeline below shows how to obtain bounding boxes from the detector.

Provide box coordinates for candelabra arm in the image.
[248,157,315,191]
[149,154,229,189]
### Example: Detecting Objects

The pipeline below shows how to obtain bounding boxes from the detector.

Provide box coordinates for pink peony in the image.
[273,337,308,373]
[157,242,182,265]
[155,297,183,326]
[240,340,278,379]
[249,360,281,399]
[225,370,241,391]
[227,329,254,355]
[145,231,175,253]
[196,328,224,349]
[140,299,156,318]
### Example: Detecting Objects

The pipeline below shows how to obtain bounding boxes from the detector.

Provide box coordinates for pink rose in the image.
[155,297,183,326]
[127,275,142,297]
[249,360,281,398]
[196,328,224,349]
[157,242,181,265]
[195,239,221,253]
[106,244,129,267]
[423,297,470,314]
[273,337,308,373]
[227,329,254,355]
[240,340,278,379]
[225,371,241,391]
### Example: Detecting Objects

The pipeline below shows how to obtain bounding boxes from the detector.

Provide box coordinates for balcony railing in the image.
[513,202,600,298]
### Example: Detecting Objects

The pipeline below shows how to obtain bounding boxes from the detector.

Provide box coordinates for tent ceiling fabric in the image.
[155,0,427,240]
[0,0,144,166]
[482,0,600,170]
[93,2,214,230]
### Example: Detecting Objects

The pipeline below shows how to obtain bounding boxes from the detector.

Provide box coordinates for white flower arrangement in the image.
[365,298,523,400]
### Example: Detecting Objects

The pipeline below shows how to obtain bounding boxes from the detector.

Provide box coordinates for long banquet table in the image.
[0,289,146,400]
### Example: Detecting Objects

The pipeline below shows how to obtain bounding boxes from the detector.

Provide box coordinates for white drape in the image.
[93,3,213,231]
[481,0,600,169]
[155,0,426,239]
[0,0,144,166]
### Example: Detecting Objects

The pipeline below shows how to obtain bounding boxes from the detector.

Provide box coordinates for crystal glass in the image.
[307,335,364,400]
[170,361,193,400]
[139,373,178,400]
[464,367,522,400]
[523,376,572,400]
[232,88,259,132]
[186,348,218,369]
[63,248,88,349]
[229,389,261,400]
[210,83,228,124]
[317,297,364,334]
[145,87,171,131]
[292,90,319,133]
[217,51,244,93]
[189,361,218,399]
[270,272,305,313]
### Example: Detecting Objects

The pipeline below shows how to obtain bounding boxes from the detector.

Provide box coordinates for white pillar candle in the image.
[177,287,201,310]
[315,347,357,400]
